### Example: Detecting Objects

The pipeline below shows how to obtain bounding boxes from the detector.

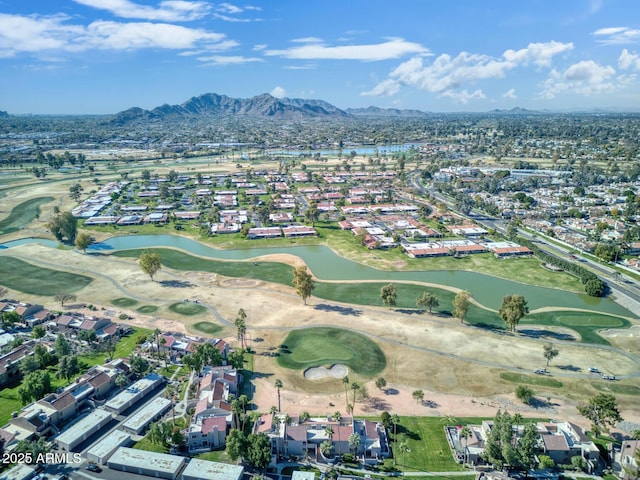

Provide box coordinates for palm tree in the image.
[342,376,350,410]
[348,432,361,458]
[350,382,361,412]
[274,378,283,412]
[234,309,247,349]
[391,414,400,442]
[459,426,472,465]
[398,441,410,478]
[320,440,333,458]
[153,328,161,356]
[159,336,167,368]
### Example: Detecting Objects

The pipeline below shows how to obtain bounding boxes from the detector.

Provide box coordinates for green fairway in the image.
[192,321,222,334]
[136,305,158,314]
[168,301,207,316]
[111,297,138,307]
[525,311,629,345]
[110,248,629,345]
[112,248,293,283]
[0,196,53,235]
[499,372,564,388]
[0,256,92,295]
[277,327,386,376]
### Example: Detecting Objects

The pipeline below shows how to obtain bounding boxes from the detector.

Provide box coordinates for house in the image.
[248,227,282,239]
[0,342,35,387]
[614,440,639,480]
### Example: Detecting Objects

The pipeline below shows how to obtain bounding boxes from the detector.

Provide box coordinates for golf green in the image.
[169,302,207,316]
[277,327,386,376]
[0,256,92,295]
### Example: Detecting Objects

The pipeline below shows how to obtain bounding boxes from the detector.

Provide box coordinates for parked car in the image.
[86,464,102,473]
[589,367,600,373]
[602,375,616,381]
[534,368,547,374]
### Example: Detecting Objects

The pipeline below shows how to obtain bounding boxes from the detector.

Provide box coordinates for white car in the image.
[588,367,600,373]
[534,368,547,374]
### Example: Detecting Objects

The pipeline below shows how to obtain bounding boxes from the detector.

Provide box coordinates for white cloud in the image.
[503,41,573,67]
[270,86,286,98]
[265,37,429,61]
[539,60,617,99]
[217,3,242,14]
[291,37,324,44]
[503,88,517,99]
[72,0,210,21]
[619,49,640,70]
[283,64,316,70]
[197,54,262,65]
[593,26,640,45]
[361,40,573,102]
[0,13,230,58]
[212,13,251,22]
[361,79,401,97]
[252,44,267,51]
[441,88,486,104]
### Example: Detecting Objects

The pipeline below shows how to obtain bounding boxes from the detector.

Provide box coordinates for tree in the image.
[381,283,397,307]
[235,308,247,349]
[31,325,46,339]
[585,278,606,297]
[412,389,424,405]
[391,414,400,442]
[19,356,40,375]
[482,410,539,470]
[320,440,334,458]
[55,333,72,356]
[130,354,150,378]
[274,378,283,412]
[69,182,84,202]
[375,377,387,392]
[516,385,534,405]
[54,292,76,307]
[292,266,315,305]
[350,382,361,411]
[498,294,529,332]
[2,311,19,329]
[75,232,91,252]
[452,290,471,323]
[47,212,77,243]
[18,370,53,404]
[416,291,439,313]
[398,441,410,475]
[57,355,80,381]
[348,432,362,456]
[115,373,128,391]
[543,343,559,366]
[139,251,162,281]
[342,376,350,410]
[459,426,472,465]
[577,393,623,435]
[225,429,247,462]
[246,433,272,470]
[538,454,555,469]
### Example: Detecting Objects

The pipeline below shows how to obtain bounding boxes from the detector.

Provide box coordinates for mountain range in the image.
[107,93,437,125]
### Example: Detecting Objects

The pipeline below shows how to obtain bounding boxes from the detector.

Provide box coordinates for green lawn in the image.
[79,327,150,367]
[591,381,640,396]
[0,196,53,235]
[192,321,222,334]
[168,301,207,316]
[111,297,138,307]
[392,416,488,472]
[0,256,93,295]
[499,372,564,388]
[277,327,386,376]
[0,381,24,426]
[194,450,232,463]
[525,311,629,345]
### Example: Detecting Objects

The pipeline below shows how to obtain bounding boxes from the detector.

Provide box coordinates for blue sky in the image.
[1,0,640,114]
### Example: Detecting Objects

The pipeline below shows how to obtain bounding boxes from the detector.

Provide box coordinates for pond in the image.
[1,234,633,317]
[87,234,632,316]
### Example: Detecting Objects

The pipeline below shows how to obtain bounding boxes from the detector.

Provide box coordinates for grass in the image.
[499,372,564,388]
[78,327,151,367]
[0,196,53,235]
[0,256,92,295]
[111,297,139,307]
[194,450,231,462]
[109,247,627,345]
[168,301,207,316]
[277,327,386,376]
[0,381,24,426]
[192,321,222,334]
[112,248,294,283]
[392,416,488,472]
[136,305,158,314]
[591,382,640,396]
[525,311,629,345]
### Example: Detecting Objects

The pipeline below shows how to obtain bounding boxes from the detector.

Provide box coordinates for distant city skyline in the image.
[2,0,640,114]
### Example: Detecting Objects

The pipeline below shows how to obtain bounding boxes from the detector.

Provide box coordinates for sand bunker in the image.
[304,364,348,380]
[220,278,260,288]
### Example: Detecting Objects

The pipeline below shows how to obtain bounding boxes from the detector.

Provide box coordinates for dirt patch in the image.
[220,278,260,288]
[304,364,349,380]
